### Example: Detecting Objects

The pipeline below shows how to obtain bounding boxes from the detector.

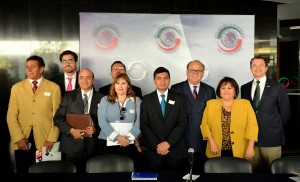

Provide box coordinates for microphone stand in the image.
[189,161,193,182]
[186,161,193,182]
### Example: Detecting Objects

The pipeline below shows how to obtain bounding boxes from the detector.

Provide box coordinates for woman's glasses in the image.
[120,107,126,120]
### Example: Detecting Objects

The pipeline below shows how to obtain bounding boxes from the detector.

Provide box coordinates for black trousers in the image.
[14,130,36,173]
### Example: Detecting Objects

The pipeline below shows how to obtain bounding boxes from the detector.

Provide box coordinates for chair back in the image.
[86,154,134,173]
[28,161,77,173]
[204,157,252,173]
[271,157,300,174]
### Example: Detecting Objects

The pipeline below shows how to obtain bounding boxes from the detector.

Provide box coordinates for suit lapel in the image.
[259,79,272,107]
[183,81,196,105]
[151,91,164,118]
[75,89,85,113]
[89,90,98,114]
[34,78,47,95]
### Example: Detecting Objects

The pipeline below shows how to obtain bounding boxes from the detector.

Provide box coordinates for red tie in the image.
[32,81,38,93]
[193,86,198,99]
[67,78,73,91]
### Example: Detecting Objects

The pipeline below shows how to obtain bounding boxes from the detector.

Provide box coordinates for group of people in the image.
[6,50,291,174]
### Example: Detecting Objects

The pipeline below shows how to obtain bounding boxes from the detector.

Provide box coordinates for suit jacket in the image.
[200,99,258,158]
[51,73,79,97]
[140,90,187,160]
[99,83,143,99]
[241,78,291,147]
[7,78,61,150]
[170,80,216,153]
[54,88,104,154]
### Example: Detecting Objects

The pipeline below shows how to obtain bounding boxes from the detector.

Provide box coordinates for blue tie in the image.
[160,94,166,117]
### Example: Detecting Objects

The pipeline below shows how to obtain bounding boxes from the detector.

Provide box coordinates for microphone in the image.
[188,148,194,164]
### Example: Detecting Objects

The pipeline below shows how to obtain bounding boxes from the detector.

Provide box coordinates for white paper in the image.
[182,173,200,180]
[35,142,61,162]
[289,177,300,182]
[107,123,134,146]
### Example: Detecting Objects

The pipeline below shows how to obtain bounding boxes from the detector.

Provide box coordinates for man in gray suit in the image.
[54,68,104,173]
[241,57,291,172]
[170,60,215,173]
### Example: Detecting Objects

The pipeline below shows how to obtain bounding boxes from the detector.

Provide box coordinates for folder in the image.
[66,113,93,137]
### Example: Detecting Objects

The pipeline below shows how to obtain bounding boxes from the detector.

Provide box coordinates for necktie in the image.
[67,78,73,91]
[193,85,198,99]
[32,81,38,93]
[160,94,166,117]
[83,93,89,114]
[253,80,260,108]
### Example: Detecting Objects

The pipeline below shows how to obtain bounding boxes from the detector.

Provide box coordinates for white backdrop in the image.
[80,13,254,96]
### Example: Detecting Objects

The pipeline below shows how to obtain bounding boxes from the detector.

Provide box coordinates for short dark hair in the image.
[250,56,268,67]
[26,55,45,68]
[111,61,126,71]
[153,67,170,79]
[59,50,78,62]
[216,76,239,99]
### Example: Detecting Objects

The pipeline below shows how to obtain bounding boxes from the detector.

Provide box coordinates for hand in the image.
[85,126,95,135]
[157,141,170,155]
[244,146,254,160]
[134,139,142,153]
[44,141,55,153]
[117,135,130,147]
[70,128,84,139]
[17,138,30,151]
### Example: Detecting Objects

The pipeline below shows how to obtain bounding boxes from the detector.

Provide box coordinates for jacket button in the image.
[232,142,234,145]
[231,131,234,134]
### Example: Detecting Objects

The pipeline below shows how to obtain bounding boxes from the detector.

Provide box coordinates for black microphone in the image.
[188,148,194,164]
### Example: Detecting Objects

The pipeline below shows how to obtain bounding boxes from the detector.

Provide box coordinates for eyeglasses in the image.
[62,59,75,64]
[188,69,203,74]
[112,67,125,71]
[120,107,126,120]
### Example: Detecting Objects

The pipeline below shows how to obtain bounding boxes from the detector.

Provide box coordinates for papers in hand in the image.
[35,142,61,162]
[107,123,134,146]
[131,172,158,180]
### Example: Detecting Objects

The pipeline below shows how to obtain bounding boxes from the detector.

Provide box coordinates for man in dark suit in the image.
[51,50,79,96]
[170,60,215,173]
[140,67,187,172]
[54,68,104,173]
[241,57,291,172]
[99,61,142,99]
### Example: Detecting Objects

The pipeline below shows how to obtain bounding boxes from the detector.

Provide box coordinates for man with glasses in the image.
[98,61,143,99]
[170,60,216,173]
[51,50,79,96]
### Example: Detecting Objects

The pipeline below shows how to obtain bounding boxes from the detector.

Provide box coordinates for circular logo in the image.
[216,24,244,54]
[127,61,147,81]
[155,25,182,52]
[93,24,120,51]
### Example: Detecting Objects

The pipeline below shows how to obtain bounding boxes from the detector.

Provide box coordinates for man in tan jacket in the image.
[7,55,61,173]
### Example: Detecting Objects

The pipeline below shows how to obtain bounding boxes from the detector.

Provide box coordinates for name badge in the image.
[44,92,51,96]
[168,100,175,105]
[129,109,135,113]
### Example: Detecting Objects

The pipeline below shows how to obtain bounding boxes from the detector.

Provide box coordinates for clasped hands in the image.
[70,126,95,139]
[157,141,170,155]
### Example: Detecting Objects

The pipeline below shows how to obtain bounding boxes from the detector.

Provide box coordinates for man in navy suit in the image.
[51,50,79,96]
[241,57,291,172]
[54,68,104,173]
[170,60,215,173]
[98,61,142,99]
[140,67,187,172]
